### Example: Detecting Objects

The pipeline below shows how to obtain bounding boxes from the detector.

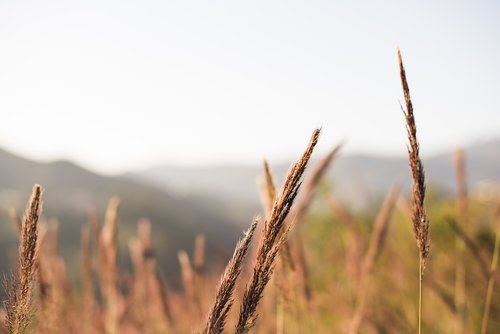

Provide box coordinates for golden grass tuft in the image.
[235,128,321,334]
[398,48,430,334]
[202,218,258,334]
[398,50,430,265]
[99,197,121,334]
[4,185,43,334]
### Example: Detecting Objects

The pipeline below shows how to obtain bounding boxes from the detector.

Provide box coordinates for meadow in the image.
[0,52,499,334]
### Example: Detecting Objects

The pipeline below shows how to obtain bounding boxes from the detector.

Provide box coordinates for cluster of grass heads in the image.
[0,51,499,334]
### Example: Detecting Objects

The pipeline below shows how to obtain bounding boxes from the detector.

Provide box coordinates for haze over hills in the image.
[1,139,499,288]
[0,148,247,285]
[127,139,500,209]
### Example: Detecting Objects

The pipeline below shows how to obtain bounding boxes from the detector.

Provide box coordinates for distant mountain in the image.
[127,140,500,209]
[0,148,246,285]
[126,165,268,208]
[2,139,498,288]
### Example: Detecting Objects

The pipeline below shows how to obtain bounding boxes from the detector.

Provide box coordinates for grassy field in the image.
[0,52,499,334]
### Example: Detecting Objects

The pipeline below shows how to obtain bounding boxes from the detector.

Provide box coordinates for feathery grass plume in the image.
[145,265,172,332]
[4,184,43,334]
[144,259,172,331]
[0,310,6,333]
[258,161,292,334]
[129,237,151,329]
[178,250,195,302]
[99,197,121,334]
[130,219,172,332]
[261,160,277,215]
[194,234,206,275]
[258,161,294,334]
[289,144,342,305]
[259,161,292,270]
[129,238,146,300]
[253,160,280,266]
[137,218,153,254]
[33,221,48,313]
[193,234,207,319]
[291,143,342,225]
[454,148,468,223]
[203,218,258,334]
[37,220,72,333]
[398,49,429,334]
[139,219,171,311]
[480,204,500,334]
[81,224,94,324]
[88,207,101,251]
[178,249,204,318]
[398,49,430,264]
[235,128,321,334]
[348,184,400,334]
[251,160,279,269]
[453,148,467,333]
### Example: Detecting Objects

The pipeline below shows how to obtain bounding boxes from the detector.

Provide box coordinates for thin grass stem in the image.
[480,217,500,334]
[419,254,423,334]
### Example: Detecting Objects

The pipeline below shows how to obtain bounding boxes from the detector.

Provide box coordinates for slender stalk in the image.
[236,128,320,334]
[4,185,44,334]
[398,49,429,334]
[454,148,467,333]
[99,197,120,334]
[289,143,342,305]
[480,210,500,334]
[419,254,423,334]
[202,219,259,334]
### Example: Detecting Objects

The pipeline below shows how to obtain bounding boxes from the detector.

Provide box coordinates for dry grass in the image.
[481,204,500,334]
[202,218,258,334]
[398,50,430,265]
[398,48,430,334]
[453,148,467,333]
[0,52,498,334]
[235,128,321,334]
[99,197,121,334]
[4,185,43,334]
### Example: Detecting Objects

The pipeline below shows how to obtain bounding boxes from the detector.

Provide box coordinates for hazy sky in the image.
[1,1,499,174]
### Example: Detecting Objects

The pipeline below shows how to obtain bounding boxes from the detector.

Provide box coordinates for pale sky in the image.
[0,1,499,174]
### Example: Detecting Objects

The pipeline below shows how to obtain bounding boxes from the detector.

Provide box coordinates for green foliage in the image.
[300,193,499,333]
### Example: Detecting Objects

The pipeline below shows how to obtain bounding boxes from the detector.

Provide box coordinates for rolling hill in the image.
[0,148,247,286]
[1,139,498,290]
[127,139,500,209]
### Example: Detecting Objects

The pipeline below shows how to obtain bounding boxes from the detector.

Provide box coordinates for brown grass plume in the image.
[235,128,321,334]
[4,184,43,334]
[203,218,258,334]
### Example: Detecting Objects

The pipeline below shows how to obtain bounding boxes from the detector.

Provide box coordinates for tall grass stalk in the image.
[288,143,342,304]
[4,185,43,334]
[235,128,320,334]
[203,218,258,334]
[398,49,429,334]
[99,197,121,334]
[454,149,467,333]
[480,206,500,334]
